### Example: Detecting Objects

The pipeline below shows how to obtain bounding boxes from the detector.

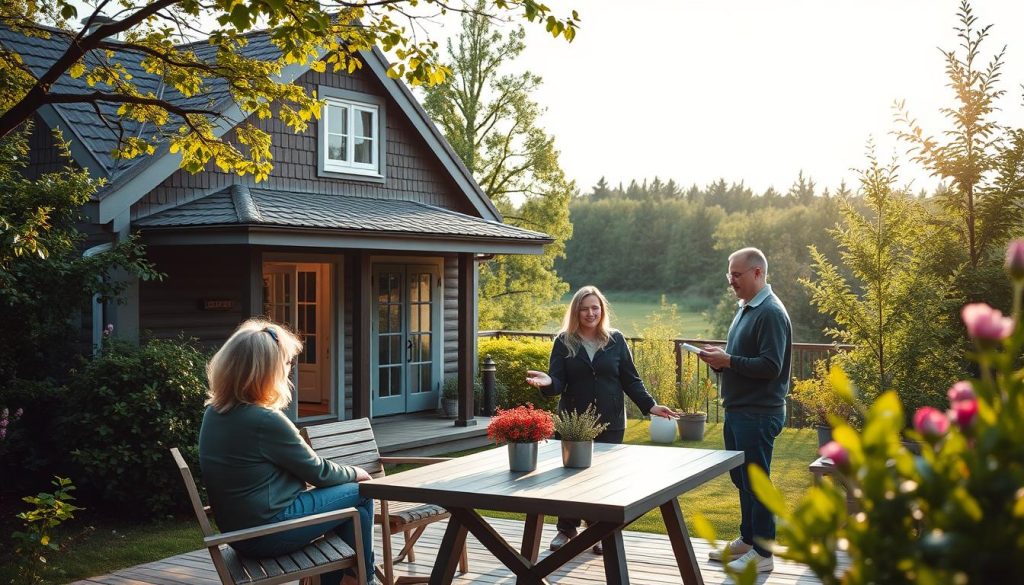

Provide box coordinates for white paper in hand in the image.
[680,342,704,354]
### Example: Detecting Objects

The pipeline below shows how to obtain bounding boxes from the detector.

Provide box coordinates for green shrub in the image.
[0,379,65,495]
[10,476,82,584]
[788,361,859,427]
[633,299,683,411]
[57,337,208,518]
[478,337,557,411]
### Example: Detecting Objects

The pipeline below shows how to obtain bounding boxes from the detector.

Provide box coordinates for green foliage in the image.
[478,337,557,410]
[0,1,579,178]
[0,380,65,495]
[802,154,965,416]
[632,299,681,408]
[552,404,609,442]
[789,362,859,427]
[57,338,208,518]
[9,476,82,584]
[441,375,461,400]
[0,127,161,384]
[422,3,572,329]
[674,358,712,415]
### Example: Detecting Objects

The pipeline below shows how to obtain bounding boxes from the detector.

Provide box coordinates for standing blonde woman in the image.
[199,319,376,585]
[525,285,677,554]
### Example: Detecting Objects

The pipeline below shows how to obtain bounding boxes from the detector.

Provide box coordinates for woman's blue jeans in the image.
[231,483,375,585]
[723,411,785,557]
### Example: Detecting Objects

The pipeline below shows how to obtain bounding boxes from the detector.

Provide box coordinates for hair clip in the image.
[264,327,279,344]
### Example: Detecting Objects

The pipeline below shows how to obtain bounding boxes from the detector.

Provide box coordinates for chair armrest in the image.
[379,457,452,466]
[204,507,361,548]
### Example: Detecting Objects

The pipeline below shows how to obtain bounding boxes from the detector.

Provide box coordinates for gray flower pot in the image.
[441,398,458,419]
[560,440,593,468]
[677,412,708,441]
[507,442,538,472]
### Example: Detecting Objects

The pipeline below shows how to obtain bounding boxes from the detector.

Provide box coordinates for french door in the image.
[372,264,441,416]
[262,262,333,418]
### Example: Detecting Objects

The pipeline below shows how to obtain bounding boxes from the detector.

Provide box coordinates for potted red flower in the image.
[487,404,554,472]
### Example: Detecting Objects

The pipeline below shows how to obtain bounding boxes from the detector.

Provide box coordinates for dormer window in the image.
[322,97,380,176]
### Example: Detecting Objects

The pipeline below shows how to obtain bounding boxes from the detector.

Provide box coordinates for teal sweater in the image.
[720,284,793,414]
[198,404,357,533]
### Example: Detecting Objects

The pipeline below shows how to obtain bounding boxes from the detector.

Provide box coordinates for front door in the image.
[372,264,441,416]
[262,262,333,418]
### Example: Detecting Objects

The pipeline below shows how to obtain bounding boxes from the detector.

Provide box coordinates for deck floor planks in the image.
[71,516,839,584]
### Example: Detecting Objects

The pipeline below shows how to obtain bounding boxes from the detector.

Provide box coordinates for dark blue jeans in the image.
[556,428,624,534]
[231,483,375,585]
[723,411,785,557]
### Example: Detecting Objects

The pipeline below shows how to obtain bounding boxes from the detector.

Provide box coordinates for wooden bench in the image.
[300,418,468,585]
[170,447,367,585]
[808,456,858,514]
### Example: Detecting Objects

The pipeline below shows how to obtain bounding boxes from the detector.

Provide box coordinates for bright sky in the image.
[425,0,1024,195]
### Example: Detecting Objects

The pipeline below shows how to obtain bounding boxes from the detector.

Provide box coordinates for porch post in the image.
[456,252,477,426]
[352,251,372,420]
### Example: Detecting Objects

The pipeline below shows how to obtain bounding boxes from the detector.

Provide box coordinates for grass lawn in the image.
[9,421,817,582]
[545,290,716,338]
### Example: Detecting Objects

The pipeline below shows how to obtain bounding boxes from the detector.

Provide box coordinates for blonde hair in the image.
[206,318,303,413]
[559,285,612,358]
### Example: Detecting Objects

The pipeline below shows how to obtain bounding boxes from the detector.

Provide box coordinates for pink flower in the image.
[950,399,979,431]
[947,381,975,404]
[1006,239,1024,281]
[961,303,1014,342]
[913,407,950,440]
[819,441,850,469]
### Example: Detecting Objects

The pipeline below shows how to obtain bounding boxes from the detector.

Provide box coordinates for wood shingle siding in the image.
[133,65,475,221]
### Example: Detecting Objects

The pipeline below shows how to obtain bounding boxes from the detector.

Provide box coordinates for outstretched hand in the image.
[649,405,679,419]
[525,370,551,388]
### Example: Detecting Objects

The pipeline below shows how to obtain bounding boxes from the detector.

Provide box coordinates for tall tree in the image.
[0,0,578,178]
[422,4,573,329]
[895,1,1024,303]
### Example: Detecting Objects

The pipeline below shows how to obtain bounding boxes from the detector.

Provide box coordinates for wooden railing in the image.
[478,330,853,427]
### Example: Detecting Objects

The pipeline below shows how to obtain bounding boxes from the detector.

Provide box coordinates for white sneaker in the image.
[708,537,753,561]
[726,549,774,573]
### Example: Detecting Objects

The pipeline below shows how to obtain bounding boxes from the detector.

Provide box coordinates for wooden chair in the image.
[300,418,469,585]
[170,447,367,585]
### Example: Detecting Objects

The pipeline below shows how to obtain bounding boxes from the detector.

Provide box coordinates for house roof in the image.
[135,185,551,254]
[1,24,502,224]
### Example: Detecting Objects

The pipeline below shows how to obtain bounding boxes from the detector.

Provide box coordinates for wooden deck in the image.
[342,413,491,457]
[69,516,829,585]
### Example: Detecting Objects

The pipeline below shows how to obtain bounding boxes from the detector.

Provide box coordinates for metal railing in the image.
[478,330,853,427]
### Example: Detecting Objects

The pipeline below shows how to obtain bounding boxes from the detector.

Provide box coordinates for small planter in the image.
[676,412,707,441]
[649,414,677,444]
[815,423,833,447]
[441,398,458,419]
[560,440,593,468]
[507,442,539,472]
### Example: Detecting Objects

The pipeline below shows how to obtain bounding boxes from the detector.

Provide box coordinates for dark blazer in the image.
[540,330,657,432]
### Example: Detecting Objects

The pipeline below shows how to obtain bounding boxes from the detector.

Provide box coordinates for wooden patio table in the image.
[359,440,743,585]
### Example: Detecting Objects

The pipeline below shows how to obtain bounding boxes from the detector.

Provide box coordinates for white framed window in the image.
[323,98,379,175]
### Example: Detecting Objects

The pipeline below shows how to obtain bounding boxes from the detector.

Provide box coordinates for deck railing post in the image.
[482,356,497,416]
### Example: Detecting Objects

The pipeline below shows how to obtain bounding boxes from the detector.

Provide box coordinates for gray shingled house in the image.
[2,25,552,426]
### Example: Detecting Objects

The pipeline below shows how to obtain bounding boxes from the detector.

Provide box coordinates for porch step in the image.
[373,414,492,457]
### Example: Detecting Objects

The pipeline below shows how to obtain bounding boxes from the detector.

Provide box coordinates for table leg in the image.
[447,508,549,585]
[660,498,704,585]
[521,513,545,563]
[429,513,467,585]
[602,529,629,585]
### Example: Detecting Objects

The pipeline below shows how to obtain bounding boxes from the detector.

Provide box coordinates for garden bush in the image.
[478,337,557,411]
[0,379,65,495]
[57,337,208,518]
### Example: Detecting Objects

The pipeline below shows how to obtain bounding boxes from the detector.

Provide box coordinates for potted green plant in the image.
[673,358,712,441]
[789,361,857,446]
[440,376,459,419]
[552,404,609,468]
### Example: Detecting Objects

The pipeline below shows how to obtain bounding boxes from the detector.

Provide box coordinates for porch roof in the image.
[135,185,554,254]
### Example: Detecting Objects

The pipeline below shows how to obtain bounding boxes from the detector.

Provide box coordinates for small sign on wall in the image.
[200,299,234,311]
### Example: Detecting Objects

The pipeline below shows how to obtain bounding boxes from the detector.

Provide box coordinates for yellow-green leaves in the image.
[749,465,789,519]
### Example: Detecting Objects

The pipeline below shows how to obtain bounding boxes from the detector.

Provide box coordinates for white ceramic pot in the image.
[649,414,677,443]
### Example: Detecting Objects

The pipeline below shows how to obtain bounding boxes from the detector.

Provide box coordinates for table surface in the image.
[360,441,743,524]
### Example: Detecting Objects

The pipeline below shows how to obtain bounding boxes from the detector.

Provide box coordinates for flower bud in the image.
[913,407,950,440]
[950,399,979,431]
[819,440,850,469]
[947,381,975,404]
[961,303,1014,342]
[1006,239,1024,281]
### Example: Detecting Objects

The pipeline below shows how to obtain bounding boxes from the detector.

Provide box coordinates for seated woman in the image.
[199,318,376,585]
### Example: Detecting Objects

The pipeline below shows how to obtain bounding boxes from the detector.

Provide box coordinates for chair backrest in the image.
[300,418,385,478]
[170,447,215,537]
